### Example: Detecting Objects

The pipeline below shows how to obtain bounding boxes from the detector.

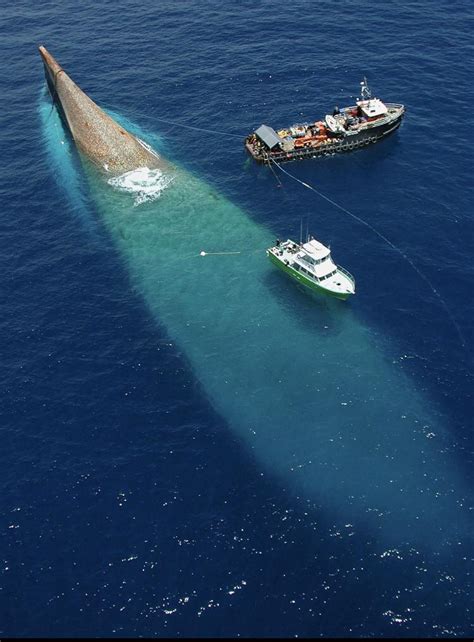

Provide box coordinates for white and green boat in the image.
[267,236,355,300]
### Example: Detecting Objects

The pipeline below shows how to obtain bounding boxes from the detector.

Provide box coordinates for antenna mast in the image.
[360,77,372,101]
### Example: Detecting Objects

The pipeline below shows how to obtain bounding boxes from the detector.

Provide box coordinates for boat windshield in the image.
[300,252,330,266]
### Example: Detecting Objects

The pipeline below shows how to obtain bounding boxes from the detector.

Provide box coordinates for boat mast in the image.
[360,77,371,101]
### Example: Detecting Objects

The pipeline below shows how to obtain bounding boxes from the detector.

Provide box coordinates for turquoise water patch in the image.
[42,99,471,552]
[39,90,99,237]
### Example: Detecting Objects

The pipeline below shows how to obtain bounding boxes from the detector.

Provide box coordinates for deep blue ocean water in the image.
[1,0,473,637]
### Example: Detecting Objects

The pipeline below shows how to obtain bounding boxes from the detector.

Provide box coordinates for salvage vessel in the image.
[246,79,404,163]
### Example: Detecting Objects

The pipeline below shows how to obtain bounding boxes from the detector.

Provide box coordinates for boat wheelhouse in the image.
[246,78,404,163]
[267,236,355,300]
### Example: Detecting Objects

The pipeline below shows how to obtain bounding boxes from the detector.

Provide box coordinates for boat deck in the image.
[246,103,404,163]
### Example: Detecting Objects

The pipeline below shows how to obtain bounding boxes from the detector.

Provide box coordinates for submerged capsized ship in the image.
[38,48,473,554]
[245,78,405,163]
[38,45,169,176]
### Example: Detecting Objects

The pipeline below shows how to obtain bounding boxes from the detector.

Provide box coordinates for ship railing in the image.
[336,264,356,286]
[269,147,331,161]
[261,139,350,163]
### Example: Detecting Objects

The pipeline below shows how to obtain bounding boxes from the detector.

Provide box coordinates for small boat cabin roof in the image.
[358,98,388,118]
[301,238,331,260]
[255,124,282,149]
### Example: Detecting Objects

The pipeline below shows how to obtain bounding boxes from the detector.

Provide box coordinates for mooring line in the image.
[265,152,283,187]
[199,246,268,257]
[200,250,241,256]
[151,117,246,139]
[270,158,468,355]
[118,104,246,139]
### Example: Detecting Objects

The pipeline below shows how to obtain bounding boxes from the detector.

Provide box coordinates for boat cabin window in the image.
[299,266,319,281]
[302,253,329,266]
[320,269,337,281]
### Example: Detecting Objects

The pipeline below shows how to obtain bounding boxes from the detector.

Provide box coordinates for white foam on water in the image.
[107,167,174,206]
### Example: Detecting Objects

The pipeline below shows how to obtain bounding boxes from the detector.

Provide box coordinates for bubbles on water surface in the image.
[107,167,174,206]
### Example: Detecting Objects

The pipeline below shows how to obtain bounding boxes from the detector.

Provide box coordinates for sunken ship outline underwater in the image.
[245,78,405,163]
